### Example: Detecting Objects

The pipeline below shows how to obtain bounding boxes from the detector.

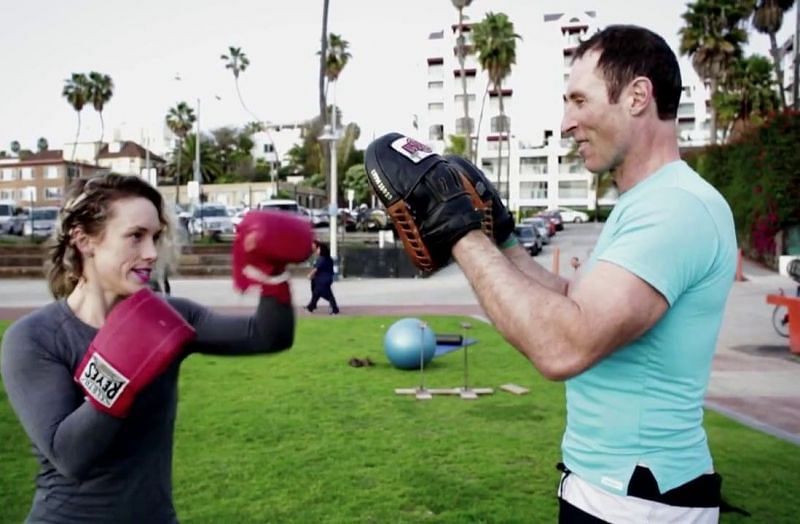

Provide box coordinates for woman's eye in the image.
[131,232,143,241]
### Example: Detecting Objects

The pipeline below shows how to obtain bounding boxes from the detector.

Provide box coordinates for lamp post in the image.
[318,123,340,265]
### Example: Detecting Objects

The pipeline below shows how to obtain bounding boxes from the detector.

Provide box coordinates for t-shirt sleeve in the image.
[169,295,295,356]
[0,318,124,480]
[597,189,718,305]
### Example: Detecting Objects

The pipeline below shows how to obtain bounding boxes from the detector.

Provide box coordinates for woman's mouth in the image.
[131,268,152,284]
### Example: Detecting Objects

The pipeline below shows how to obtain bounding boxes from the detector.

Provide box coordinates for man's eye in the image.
[131,232,143,240]
[153,234,161,243]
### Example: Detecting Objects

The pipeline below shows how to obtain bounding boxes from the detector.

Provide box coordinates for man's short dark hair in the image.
[574,25,682,120]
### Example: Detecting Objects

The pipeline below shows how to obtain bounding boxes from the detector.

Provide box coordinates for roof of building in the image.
[97,141,165,163]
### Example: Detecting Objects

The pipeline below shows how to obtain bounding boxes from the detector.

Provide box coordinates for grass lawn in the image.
[1,316,799,523]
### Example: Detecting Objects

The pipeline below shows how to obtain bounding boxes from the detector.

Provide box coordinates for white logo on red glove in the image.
[390,137,434,164]
[78,353,130,408]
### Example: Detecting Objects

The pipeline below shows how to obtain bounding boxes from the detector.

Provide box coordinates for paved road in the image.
[1,223,798,445]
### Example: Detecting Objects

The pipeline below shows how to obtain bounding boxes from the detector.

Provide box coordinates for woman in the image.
[306,241,340,315]
[0,174,310,523]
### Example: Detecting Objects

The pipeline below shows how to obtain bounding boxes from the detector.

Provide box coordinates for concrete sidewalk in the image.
[1,225,798,445]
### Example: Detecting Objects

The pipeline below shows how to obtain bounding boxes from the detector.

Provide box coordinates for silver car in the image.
[23,207,59,238]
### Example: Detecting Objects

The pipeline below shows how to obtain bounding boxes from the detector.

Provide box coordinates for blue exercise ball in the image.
[384,318,437,370]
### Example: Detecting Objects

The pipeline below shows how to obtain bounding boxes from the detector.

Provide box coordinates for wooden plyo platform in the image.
[394,387,494,400]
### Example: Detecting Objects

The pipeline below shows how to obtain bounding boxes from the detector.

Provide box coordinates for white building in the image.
[250,121,305,172]
[421,9,714,214]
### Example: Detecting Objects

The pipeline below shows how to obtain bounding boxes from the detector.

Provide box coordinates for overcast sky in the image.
[0,0,795,153]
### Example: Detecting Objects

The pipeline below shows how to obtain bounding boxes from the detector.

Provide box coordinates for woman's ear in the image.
[71,227,94,258]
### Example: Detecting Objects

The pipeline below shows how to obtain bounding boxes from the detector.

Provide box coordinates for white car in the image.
[553,207,590,223]
[188,204,235,236]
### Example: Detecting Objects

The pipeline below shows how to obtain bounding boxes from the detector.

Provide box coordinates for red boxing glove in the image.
[232,210,314,303]
[74,289,196,418]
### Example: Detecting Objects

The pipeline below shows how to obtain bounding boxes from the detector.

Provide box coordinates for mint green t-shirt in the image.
[562,160,736,494]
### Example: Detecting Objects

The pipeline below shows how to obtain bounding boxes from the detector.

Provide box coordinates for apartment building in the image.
[421,9,714,214]
[0,140,163,207]
[0,150,104,207]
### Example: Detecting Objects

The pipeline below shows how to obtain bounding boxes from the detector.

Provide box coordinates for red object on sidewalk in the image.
[766,293,800,354]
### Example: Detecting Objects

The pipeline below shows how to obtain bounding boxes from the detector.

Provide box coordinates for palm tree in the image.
[751,0,794,108]
[10,141,21,157]
[220,47,253,118]
[165,134,222,185]
[88,71,114,143]
[715,54,780,139]
[444,134,468,157]
[679,0,753,145]
[36,137,48,152]
[319,0,330,125]
[165,101,197,204]
[452,0,474,162]
[62,73,90,161]
[322,33,352,199]
[472,12,520,204]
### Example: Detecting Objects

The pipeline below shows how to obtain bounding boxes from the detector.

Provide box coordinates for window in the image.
[677,102,694,118]
[21,167,33,180]
[428,102,444,111]
[46,166,59,179]
[263,143,275,153]
[454,94,476,103]
[429,125,444,141]
[455,117,473,135]
[520,181,548,199]
[45,187,62,199]
[21,186,36,201]
[520,157,547,175]
[558,180,588,199]
[428,81,443,89]
[0,190,13,200]
[491,115,510,133]
[428,64,443,77]
[559,156,584,174]
[1,168,14,181]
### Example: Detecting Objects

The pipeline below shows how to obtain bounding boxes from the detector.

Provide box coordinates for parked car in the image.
[538,210,563,231]
[188,204,235,236]
[514,224,543,256]
[0,200,22,235]
[22,206,59,238]
[552,207,589,223]
[308,208,330,228]
[521,217,551,244]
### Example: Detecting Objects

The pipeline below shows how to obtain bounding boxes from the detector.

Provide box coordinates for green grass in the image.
[1,316,798,523]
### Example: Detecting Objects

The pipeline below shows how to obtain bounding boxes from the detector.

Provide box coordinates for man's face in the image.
[561,51,629,174]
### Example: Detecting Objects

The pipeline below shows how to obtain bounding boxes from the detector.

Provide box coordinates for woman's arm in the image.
[1,324,124,480]
[170,295,296,356]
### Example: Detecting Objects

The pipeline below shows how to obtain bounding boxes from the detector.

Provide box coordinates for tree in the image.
[343,164,370,205]
[164,134,222,185]
[452,0,474,162]
[36,137,48,152]
[221,46,281,177]
[679,0,753,145]
[9,141,20,156]
[751,0,794,108]
[444,134,468,157]
[321,33,352,199]
[472,12,520,204]
[319,0,330,124]
[714,54,780,139]
[220,46,252,117]
[88,71,114,143]
[165,101,197,203]
[62,73,91,161]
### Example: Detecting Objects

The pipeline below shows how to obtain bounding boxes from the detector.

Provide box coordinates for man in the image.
[366,25,736,523]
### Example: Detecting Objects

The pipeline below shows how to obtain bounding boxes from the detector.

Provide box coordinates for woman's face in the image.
[85,197,162,297]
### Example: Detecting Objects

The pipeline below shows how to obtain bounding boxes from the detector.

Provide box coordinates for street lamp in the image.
[318,123,340,266]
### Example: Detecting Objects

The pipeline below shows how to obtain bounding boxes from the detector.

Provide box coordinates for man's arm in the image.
[501,242,570,295]
[453,231,668,380]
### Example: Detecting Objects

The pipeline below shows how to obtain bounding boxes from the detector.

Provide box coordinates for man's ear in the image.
[628,76,653,117]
